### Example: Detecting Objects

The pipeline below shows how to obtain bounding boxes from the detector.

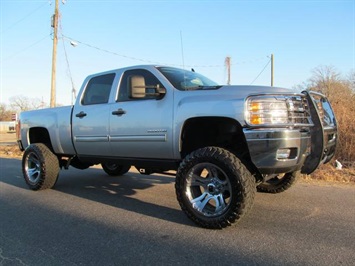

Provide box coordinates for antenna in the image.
[180,31,185,70]
[225,56,231,85]
[271,53,274,86]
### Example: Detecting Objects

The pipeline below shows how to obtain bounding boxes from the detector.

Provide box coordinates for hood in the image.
[176,85,300,106]
[218,85,297,97]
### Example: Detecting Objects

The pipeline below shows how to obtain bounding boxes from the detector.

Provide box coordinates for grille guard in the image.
[301,91,338,174]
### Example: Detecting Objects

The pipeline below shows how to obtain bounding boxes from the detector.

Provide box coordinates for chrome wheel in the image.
[24,151,41,184]
[176,147,256,229]
[22,143,59,190]
[186,163,232,217]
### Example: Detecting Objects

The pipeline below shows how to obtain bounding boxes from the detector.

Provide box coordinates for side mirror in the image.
[154,84,166,100]
[130,75,146,98]
[130,75,166,100]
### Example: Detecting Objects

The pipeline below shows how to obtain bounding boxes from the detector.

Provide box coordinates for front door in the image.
[109,69,173,159]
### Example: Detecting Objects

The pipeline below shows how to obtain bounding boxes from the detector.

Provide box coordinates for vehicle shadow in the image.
[56,167,195,227]
[0,157,194,227]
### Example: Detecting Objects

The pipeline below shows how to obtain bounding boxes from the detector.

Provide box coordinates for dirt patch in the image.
[0,144,23,158]
[304,163,355,184]
[0,131,17,141]
[0,132,21,157]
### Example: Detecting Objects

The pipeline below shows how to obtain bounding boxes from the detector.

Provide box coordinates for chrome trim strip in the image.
[246,137,310,141]
[74,136,109,142]
[109,134,167,142]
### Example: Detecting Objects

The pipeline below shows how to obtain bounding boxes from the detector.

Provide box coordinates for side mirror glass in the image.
[130,75,146,98]
[129,75,166,100]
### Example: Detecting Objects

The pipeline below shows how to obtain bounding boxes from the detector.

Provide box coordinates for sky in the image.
[1,0,354,106]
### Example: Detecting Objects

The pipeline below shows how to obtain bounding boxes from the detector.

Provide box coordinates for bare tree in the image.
[9,95,45,112]
[302,66,355,164]
[309,65,341,99]
[0,103,13,121]
[348,70,355,93]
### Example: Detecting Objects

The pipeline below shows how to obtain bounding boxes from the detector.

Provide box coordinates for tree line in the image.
[297,66,355,166]
[1,66,354,165]
[0,96,47,120]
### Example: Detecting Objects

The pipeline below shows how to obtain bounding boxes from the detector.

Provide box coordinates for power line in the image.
[61,34,269,68]
[1,2,48,34]
[61,34,163,64]
[250,58,271,85]
[59,21,76,105]
[1,34,50,61]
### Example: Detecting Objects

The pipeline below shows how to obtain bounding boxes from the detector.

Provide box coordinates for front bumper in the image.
[244,128,311,174]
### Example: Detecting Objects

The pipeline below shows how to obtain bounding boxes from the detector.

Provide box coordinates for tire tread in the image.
[22,143,59,190]
[176,147,256,229]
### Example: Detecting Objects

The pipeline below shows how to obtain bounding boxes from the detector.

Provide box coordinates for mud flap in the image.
[301,91,338,174]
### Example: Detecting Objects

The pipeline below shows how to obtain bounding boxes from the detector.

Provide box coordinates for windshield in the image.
[157,67,220,91]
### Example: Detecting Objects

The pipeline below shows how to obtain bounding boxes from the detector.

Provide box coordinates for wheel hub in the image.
[183,162,235,217]
[207,183,216,193]
[207,179,224,195]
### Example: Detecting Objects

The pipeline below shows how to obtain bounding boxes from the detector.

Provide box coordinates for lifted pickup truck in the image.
[17,65,337,229]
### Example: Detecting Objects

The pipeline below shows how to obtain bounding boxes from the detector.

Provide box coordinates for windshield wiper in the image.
[184,85,222,90]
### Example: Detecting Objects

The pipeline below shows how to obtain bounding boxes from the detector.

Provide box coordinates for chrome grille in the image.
[286,95,312,126]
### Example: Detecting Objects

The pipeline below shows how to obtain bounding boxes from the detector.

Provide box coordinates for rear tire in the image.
[22,143,59,190]
[175,147,256,229]
[257,171,299,193]
[101,163,130,176]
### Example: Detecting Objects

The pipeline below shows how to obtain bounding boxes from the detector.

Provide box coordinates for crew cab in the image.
[17,65,337,229]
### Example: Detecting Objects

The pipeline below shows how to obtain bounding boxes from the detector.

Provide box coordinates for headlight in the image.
[245,95,311,127]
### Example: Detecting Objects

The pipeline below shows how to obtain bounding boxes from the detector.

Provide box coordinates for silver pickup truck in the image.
[17,65,337,229]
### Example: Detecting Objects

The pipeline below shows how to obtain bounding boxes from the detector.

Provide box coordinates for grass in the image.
[304,163,355,183]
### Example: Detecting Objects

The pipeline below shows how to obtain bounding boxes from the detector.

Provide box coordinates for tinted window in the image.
[82,73,115,105]
[118,69,163,101]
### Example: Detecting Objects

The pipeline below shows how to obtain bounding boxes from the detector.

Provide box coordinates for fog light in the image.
[276,148,291,159]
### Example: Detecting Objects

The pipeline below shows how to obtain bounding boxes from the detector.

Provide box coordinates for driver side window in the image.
[117,69,163,102]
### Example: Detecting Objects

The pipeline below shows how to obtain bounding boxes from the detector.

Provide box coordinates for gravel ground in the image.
[0,132,22,157]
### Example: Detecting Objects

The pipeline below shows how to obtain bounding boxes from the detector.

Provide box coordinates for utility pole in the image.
[50,0,59,107]
[271,53,274,87]
[225,56,231,85]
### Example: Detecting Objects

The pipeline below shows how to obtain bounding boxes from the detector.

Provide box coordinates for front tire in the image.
[257,171,300,193]
[22,143,59,191]
[175,147,256,229]
[101,163,130,176]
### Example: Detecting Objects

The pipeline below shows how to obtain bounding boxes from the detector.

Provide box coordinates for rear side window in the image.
[82,73,115,105]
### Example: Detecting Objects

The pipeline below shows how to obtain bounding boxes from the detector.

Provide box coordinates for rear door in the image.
[72,73,116,156]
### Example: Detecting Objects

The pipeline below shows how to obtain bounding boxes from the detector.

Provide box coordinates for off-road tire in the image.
[101,163,131,176]
[22,143,59,191]
[175,147,256,229]
[257,171,300,193]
